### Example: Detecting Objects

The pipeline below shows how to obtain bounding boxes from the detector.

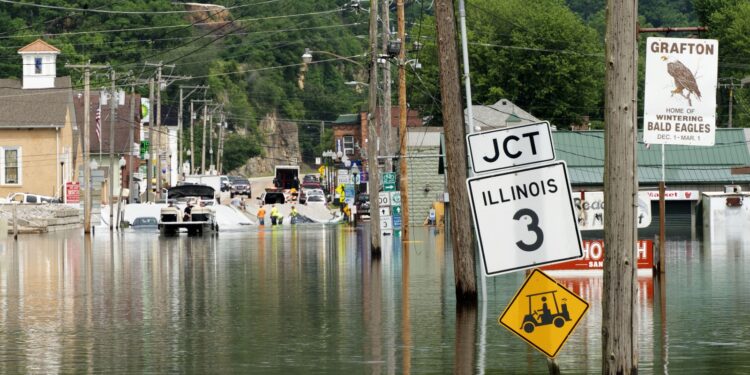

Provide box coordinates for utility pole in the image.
[397,0,410,239]
[155,65,162,197]
[202,102,208,174]
[108,69,116,230]
[66,62,108,235]
[208,108,215,173]
[368,0,382,255]
[147,78,154,202]
[179,87,183,179]
[381,0,393,173]
[178,86,207,179]
[603,0,638,372]
[128,81,136,204]
[190,101,195,171]
[190,98,213,173]
[218,112,225,174]
[434,0,477,301]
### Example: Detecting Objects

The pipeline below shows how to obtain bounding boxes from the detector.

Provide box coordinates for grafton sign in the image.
[643,37,718,146]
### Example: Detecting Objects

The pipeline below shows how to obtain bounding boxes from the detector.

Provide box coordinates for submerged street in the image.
[1,227,748,374]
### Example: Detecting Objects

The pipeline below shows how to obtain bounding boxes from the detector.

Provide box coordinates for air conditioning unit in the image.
[724,185,742,193]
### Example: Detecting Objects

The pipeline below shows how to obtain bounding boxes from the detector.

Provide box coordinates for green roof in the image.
[332,114,359,124]
[552,129,750,185]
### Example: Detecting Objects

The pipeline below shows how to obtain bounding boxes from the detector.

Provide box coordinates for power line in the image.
[0,0,283,15]
[0,5,345,39]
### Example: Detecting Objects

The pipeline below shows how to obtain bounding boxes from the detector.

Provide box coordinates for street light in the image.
[299,48,367,90]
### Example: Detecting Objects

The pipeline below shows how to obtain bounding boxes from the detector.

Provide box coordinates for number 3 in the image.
[513,208,543,252]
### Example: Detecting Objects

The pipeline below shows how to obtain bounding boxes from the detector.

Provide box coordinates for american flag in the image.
[95,105,101,146]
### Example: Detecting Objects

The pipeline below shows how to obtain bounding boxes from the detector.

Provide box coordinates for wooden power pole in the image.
[381,0,393,173]
[434,0,477,301]
[147,78,155,202]
[397,0,410,239]
[66,62,108,234]
[108,69,116,230]
[603,0,639,373]
[368,0,382,255]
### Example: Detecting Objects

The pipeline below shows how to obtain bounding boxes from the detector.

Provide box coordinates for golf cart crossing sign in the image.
[498,269,589,358]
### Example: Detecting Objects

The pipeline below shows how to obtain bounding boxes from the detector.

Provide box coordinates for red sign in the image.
[541,240,653,271]
[65,182,80,203]
[645,190,699,200]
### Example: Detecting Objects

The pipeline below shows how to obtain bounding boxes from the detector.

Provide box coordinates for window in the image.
[1,147,21,185]
[34,57,42,74]
[5,149,18,184]
[343,135,355,155]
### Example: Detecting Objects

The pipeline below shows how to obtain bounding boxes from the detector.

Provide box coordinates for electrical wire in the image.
[0,0,283,15]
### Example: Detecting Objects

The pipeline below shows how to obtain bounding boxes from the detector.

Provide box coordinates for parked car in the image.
[257,190,286,205]
[303,188,324,198]
[131,216,158,229]
[306,194,326,205]
[355,194,370,220]
[228,176,251,198]
[301,181,323,191]
[219,175,230,192]
[3,192,61,204]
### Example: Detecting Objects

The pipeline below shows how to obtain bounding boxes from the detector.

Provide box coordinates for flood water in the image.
[1,226,749,374]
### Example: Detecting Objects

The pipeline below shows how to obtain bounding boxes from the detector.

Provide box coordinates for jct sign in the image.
[643,37,718,146]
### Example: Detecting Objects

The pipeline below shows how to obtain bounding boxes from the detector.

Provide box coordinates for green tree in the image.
[411,0,605,128]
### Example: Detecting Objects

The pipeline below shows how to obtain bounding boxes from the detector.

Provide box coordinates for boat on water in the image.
[158,184,218,236]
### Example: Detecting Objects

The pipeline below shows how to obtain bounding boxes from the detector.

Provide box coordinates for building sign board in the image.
[467,122,555,174]
[643,37,718,146]
[573,191,652,230]
[644,190,699,201]
[541,240,654,271]
[467,161,583,275]
[65,182,80,204]
[498,269,589,358]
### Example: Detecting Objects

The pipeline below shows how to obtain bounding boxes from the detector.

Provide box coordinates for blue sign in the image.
[345,184,356,205]
[360,171,368,183]
[393,214,402,229]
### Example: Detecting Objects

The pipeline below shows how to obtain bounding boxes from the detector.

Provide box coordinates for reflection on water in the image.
[1,227,749,373]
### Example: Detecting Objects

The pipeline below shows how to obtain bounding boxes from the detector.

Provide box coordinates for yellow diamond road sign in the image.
[498,269,589,358]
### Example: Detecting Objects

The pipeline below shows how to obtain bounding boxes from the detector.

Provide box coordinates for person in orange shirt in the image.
[257,205,266,226]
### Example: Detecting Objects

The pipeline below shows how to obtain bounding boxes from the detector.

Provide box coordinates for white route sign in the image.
[380,215,393,230]
[643,37,718,146]
[378,192,391,207]
[467,161,583,276]
[467,122,555,174]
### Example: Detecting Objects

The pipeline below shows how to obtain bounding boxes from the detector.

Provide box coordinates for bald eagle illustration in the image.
[666,59,701,106]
